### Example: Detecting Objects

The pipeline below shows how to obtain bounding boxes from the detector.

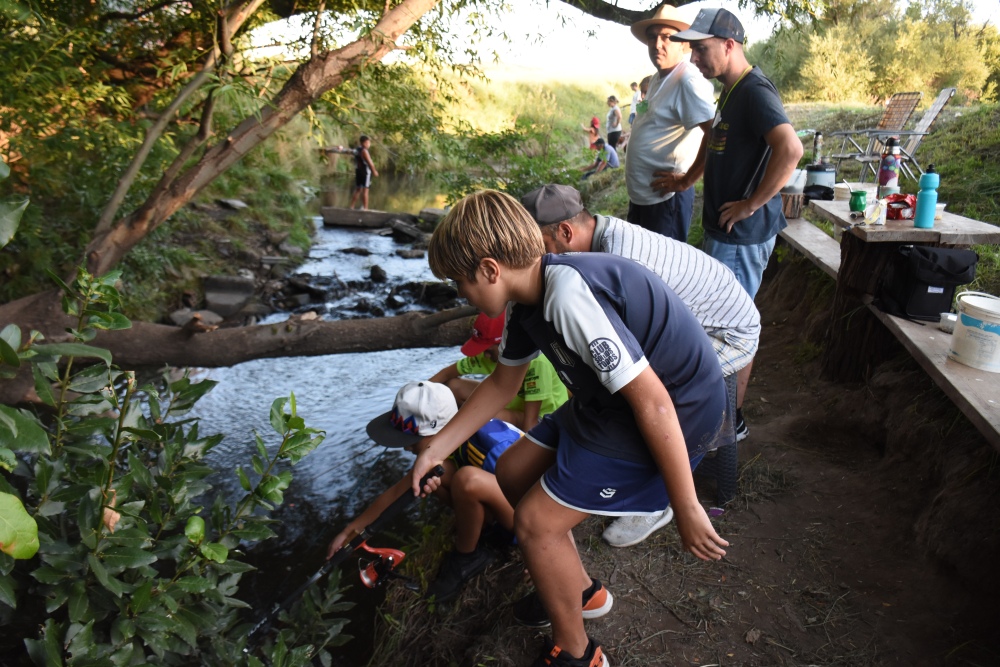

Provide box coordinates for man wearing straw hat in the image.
[625,4,716,243]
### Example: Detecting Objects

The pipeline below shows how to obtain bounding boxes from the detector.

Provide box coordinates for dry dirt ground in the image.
[364,254,1000,667]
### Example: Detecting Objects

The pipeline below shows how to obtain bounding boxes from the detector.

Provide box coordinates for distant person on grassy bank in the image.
[521,183,758,546]
[582,116,602,149]
[606,96,623,149]
[349,134,379,210]
[626,4,716,243]
[327,381,520,603]
[671,8,802,440]
[628,81,640,126]
[580,137,619,179]
[430,312,568,432]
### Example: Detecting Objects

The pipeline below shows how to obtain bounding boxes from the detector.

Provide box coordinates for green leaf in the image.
[68,364,111,393]
[199,542,228,563]
[87,311,131,331]
[237,466,251,492]
[269,397,288,434]
[0,406,50,454]
[231,523,277,542]
[0,160,8,179]
[87,553,123,598]
[131,580,153,614]
[0,197,29,248]
[0,324,21,350]
[0,448,14,473]
[34,342,112,366]
[101,546,157,573]
[0,573,16,609]
[173,576,212,593]
[184,516,205,544]
[32,365,57,407]
[67,580,89,623]
[0,492,39,559]
[0,338,19,368]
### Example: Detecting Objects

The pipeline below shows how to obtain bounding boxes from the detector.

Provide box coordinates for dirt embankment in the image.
[364,252,1000,667]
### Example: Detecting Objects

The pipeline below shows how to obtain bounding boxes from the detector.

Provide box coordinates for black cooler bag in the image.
[877,245,978,321]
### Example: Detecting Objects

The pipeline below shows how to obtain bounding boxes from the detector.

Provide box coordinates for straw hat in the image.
[630,4,691,43]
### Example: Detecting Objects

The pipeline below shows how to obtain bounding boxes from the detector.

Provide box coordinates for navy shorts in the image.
[526,414,703,515]
[355,166,371,189]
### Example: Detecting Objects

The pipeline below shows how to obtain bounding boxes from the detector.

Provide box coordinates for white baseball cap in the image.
[365,381,458,448]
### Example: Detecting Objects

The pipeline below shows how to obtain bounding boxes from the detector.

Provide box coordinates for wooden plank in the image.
[867,302,1000,452]
[778,218,841,279]
[320,206,419,228]
[809,199,1000,245]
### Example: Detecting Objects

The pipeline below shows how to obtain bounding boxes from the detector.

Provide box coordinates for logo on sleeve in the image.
[600,488,616,499]
[589,338,621,372]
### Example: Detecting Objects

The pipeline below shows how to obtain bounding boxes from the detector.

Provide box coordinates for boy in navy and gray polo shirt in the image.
[411,190,728,667]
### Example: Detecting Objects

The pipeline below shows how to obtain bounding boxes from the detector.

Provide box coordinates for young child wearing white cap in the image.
[326,381,521,602]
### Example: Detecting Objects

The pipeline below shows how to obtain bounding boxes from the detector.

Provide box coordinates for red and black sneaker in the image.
[532,636,609,667]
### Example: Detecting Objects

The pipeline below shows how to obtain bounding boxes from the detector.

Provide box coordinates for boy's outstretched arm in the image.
[618,367,729,561]
[326,475,412,558]
[411,361,527,495]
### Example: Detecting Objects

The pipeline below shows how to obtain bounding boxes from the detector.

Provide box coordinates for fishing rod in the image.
[244,465,445,648]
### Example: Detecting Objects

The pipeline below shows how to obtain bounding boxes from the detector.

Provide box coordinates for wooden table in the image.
[807,197,1000,381]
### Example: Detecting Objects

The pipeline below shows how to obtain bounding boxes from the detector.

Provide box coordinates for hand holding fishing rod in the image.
[245,464,445,647]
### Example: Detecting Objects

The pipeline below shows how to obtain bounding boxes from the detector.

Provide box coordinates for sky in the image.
[251,0,999,97]
[475,0,999,86]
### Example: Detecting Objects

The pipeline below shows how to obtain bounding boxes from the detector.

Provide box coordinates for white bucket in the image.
[947,291,1000,373]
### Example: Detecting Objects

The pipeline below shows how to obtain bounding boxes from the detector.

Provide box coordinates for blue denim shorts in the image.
[702,235,777,299]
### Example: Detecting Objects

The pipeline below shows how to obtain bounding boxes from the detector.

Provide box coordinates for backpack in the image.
[876,245,978,321]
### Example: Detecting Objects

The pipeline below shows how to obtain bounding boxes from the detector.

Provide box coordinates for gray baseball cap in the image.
[670,8,745,43]
[520,184,584,226]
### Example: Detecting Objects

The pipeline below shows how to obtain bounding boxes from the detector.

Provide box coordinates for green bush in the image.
[0,269,352,666]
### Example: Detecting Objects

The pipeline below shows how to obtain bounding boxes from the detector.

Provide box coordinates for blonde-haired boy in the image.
[415,190,729,667]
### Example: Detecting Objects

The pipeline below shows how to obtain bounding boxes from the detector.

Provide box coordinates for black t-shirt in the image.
[702,67,790,245]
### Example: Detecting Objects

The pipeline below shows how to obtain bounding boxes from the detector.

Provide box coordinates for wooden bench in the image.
[778,217,841,279]
[777,215,1000,453]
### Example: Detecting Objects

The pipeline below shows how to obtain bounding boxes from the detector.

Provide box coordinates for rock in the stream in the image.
[203,275,256,316]
[396,249,426,259]
[370,265,388,283]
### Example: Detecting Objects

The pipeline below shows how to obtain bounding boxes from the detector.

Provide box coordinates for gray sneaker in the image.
[602,506,674,548]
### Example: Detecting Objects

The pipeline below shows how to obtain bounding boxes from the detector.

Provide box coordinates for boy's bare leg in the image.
[494,436,554,507]
[736,360,752,408]
[349,187,361,209]
[361,187,369,210]
[445,377,481,405]
[450,466,513,552]
[516,483,590,658]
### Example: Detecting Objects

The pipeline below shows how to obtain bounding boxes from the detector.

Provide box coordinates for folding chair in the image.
[896,87,956,180]
[849,88,957,182]
[828,91,923,181]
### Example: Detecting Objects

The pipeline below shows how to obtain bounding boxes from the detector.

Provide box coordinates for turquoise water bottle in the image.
[913,164,939,229]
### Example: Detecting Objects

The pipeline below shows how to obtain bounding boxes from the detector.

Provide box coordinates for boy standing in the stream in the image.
[349,134,379,210]
[410,190,729,667]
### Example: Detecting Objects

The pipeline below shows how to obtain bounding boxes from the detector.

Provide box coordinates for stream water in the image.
[188,174,459,660]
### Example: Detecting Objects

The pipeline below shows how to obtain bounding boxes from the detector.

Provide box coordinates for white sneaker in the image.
[602,506,674,548]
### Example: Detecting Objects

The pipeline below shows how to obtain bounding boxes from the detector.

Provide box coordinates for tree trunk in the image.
[84,0,440,277]
[0,291,474,404]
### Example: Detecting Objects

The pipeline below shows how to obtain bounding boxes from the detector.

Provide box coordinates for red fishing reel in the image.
[357,543,408,589]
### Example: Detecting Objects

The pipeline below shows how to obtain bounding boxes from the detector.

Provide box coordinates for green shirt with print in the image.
[455,353,568,418]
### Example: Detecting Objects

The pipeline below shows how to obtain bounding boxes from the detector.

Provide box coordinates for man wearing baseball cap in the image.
[625,4,716,242]
[669,7,803,302]
[327,380,522,602]
[430,312,568,431]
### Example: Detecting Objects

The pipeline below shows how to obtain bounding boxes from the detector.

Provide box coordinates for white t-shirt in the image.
[593,214,760,375]
[630,89,641,115]
[625,61,715,205]
[606,105,622,134]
